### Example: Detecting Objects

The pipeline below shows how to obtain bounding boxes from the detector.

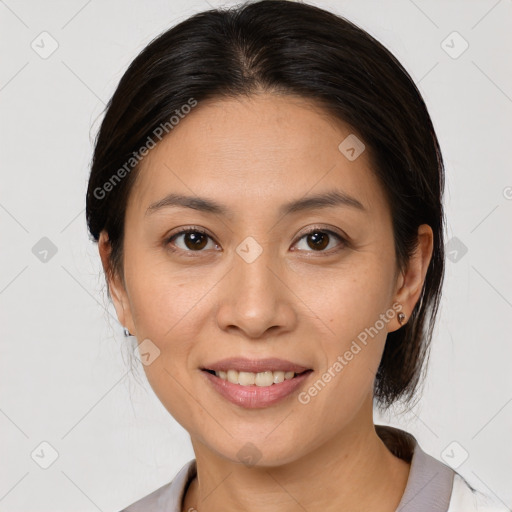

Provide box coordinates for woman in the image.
[86,1,506,510]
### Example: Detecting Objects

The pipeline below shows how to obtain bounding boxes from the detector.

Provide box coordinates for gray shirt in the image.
[120,425,505,512]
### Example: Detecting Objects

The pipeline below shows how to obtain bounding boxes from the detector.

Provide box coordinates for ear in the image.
[389,224,434,332]
[98,230,136,336]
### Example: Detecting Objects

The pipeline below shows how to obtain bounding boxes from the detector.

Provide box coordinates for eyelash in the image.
[164,225,347,255]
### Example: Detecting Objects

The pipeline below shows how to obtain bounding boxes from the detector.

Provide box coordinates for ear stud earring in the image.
[397,312,406,325]
[123,327,133,337]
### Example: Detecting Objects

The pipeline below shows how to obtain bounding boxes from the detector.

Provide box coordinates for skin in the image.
[99,93,433,512]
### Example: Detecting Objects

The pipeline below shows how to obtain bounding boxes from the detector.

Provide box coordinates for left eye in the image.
[293,229,345,252]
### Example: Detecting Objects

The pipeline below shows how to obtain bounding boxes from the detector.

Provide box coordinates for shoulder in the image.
[375,425,509,512]
[447,473,510,512]
[118,459,196,512]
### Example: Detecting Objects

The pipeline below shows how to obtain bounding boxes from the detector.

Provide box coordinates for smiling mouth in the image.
[202,369,313,386]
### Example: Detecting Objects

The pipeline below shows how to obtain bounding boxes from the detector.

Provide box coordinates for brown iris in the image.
[183,232,208,250]
[306,231,330,251]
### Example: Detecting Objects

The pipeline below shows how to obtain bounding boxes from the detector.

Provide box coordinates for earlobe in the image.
[98,231,136,335]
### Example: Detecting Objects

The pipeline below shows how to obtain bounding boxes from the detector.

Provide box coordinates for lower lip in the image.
[201,370,313,409]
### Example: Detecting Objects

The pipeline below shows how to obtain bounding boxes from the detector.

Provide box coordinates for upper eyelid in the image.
[296,226,345,240]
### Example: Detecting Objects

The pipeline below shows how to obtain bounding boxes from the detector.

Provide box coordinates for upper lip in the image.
[202,357,311,374]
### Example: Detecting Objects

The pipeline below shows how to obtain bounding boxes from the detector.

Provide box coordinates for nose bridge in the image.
[234,234,279,308]
[216,234,293,337]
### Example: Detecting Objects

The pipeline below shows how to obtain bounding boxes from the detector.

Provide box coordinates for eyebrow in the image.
[145,190,366,218]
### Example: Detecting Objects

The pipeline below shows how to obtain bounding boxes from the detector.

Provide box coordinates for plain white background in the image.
[1,0,511,510]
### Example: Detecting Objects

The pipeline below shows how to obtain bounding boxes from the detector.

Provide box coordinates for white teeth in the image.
[256,371,274,386]
[227,369,238,384]
[214,369,299,386]
[273,371,285,384]
[238,371,255,386]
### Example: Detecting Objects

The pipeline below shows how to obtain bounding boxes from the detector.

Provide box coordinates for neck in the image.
[182,400,410,512]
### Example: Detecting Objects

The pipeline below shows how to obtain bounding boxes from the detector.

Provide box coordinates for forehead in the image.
[128,93,382,219]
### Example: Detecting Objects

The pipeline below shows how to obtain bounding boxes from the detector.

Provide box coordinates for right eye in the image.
[165,227,220,253]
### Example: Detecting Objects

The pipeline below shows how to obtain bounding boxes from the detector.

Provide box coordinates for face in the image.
[101,93,430,466]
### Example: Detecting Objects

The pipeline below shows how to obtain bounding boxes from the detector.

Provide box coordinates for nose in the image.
[215,242,297,340]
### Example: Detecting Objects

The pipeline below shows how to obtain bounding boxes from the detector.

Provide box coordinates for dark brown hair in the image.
[86,0,445,410]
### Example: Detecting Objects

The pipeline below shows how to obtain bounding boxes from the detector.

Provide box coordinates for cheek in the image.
[124,264,211,425]
[126,250,211,340]
[294,254,395,402]
[292,249,395,337]
[123,258,215,409]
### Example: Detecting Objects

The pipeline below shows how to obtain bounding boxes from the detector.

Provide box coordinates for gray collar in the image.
[376,425,455,511]
[122,425,455,512]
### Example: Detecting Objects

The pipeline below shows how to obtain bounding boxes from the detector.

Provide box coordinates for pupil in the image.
[186,232,207,250]
[308,232,328,250]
